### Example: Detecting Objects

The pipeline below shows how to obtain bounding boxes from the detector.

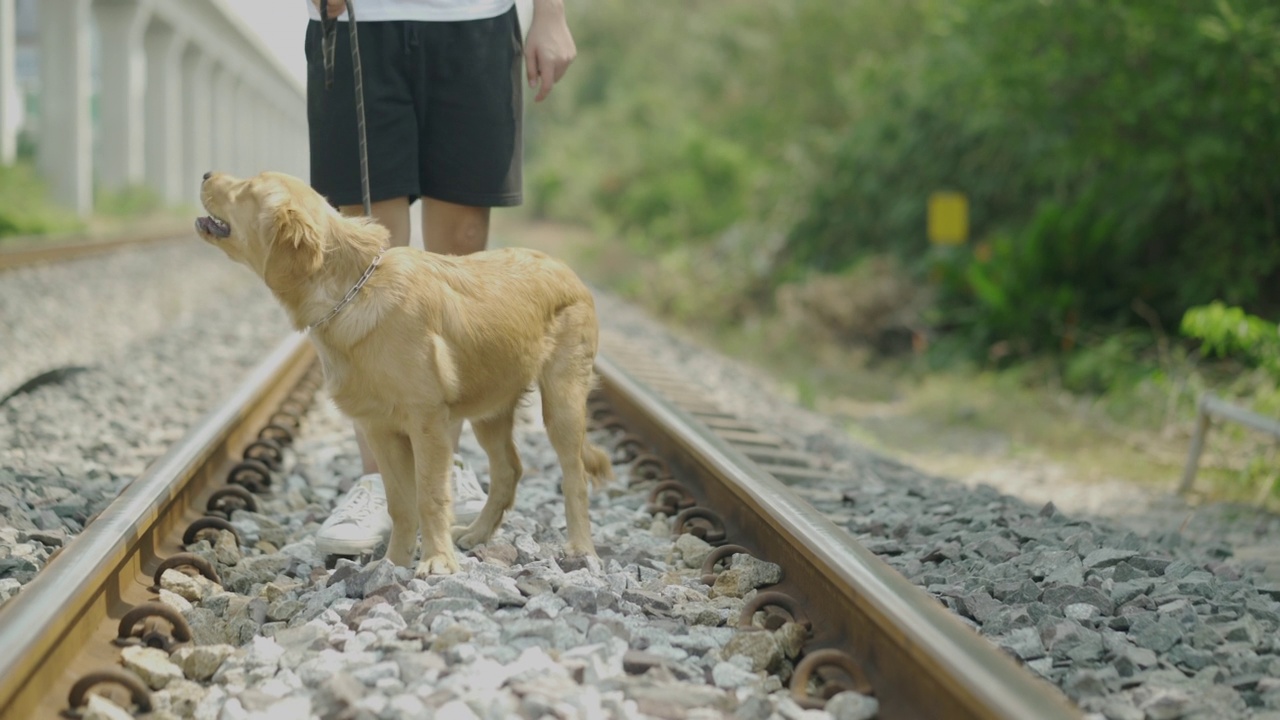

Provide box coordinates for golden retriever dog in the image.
[195,171,613,576]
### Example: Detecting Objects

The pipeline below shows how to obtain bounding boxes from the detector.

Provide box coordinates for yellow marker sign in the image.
[928,192,969,246]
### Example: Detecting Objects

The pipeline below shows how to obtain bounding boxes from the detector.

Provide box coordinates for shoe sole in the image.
[317,504,485,556]
[315,537,383,556]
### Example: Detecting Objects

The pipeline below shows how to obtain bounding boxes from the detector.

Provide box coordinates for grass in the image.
[0,163,84,240]
[0,162,195,247]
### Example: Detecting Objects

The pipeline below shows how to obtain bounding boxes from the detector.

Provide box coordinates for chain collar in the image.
[304,250,385,334]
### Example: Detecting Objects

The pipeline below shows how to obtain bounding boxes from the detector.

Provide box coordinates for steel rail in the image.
[595,351,1081,720]
[0,333,315,719]
[0,224,190,272]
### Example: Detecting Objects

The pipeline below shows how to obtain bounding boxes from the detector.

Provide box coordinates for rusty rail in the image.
[0,334,316,719]
[595,346,1080,719]
[0,223,190,272]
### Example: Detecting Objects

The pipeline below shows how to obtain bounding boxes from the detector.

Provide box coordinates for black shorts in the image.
[305,7,523,208]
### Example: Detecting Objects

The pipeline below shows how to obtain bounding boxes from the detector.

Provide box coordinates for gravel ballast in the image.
[4,243,1280,719]
[1,241,288,598]
[595,294,1280,720]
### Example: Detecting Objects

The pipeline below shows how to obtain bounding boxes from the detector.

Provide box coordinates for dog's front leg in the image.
[360,426,419,567]
[410,422,459,576]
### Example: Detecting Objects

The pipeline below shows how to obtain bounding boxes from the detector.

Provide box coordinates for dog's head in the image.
[196,171,331,285]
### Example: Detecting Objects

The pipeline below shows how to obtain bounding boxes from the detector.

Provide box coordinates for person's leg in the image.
[422,196,492,451]
[339,198,410,475]
[421,198,490,256]
[341,198,411,246]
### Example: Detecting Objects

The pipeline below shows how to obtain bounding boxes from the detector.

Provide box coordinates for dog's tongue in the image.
[196,215,230,238]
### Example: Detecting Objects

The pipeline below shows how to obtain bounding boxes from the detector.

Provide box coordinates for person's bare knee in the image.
[422,198,490,255]
[340,197,411,248]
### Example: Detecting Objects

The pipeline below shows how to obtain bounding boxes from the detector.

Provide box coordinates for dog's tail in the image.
[582,440,614,490]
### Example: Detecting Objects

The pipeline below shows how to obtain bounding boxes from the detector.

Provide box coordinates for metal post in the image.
[1177,398,1211,495]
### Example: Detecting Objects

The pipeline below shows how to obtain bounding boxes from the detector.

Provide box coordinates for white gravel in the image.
[1,240,288,590]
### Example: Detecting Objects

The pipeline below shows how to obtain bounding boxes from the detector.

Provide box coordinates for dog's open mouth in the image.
[195,215,231,239]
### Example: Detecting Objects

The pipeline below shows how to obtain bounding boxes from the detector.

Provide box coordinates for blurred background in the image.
[513,0,1280,509]
[3,0,1279,507]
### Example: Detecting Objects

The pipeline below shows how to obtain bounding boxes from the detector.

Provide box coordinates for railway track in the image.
[0,225,189,273]
[0,312,1078,718]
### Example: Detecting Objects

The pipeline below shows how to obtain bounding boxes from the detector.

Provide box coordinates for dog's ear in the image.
[260,185,324,278]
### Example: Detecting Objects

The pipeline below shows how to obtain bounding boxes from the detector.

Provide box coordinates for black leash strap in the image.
[321,0,373,216]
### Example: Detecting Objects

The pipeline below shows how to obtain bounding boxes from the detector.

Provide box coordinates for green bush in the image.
[528,0,1279,362]
[789,0,1280,352]
[0,163,83,239]
[1182,301,1280,376]
[527,0,912,254]
[594,124,758,249]
[94,184,164,219]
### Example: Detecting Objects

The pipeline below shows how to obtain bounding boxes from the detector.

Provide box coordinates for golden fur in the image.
[196,171,612,576]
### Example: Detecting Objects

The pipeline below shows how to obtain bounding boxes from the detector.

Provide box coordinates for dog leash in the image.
[308,0,378,335]
[321,0,373,217]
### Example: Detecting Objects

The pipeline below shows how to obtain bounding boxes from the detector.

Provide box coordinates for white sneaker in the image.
[315,456,488,556]
[315,473,392,556]
[451,455,488,524]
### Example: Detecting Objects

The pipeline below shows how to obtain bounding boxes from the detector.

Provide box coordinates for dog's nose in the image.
[202,171,213,181]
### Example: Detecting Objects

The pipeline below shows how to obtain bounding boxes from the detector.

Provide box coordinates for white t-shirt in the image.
[304,0,516,23]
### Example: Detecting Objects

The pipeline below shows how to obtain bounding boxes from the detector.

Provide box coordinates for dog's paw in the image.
[564,540,598,558]
[451,524,493,550]
[558,551,603,574]
[414,552,459,577]
[386,547,415,568]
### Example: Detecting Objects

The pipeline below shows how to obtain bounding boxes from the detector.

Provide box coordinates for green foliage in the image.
[0,162,83,239]
[1182,301,1280,375]
[790,0,1280,350]
[1061,332,1156,396]
[594,124,758,250]
[528,0,909,253]
[530,0,1279,362]
[94,184,164,219]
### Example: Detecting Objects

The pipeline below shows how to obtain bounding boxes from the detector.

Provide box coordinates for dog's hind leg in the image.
[539,366,597,559]
[360,428,418,567]
[453,404,521,550]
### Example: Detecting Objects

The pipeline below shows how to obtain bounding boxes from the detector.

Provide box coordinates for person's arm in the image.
[524,0,576,102]
[313,0,347,17]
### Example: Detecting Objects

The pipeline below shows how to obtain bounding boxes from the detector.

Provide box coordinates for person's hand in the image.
[525,0,577,102]
[312,0,347,18]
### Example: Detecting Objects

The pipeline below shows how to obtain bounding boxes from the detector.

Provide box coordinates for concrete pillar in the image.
[261,105,277,173]
[293,111,309,179]
[274,107,290,175]
[247,92,263,175]
[37,0,92,214]
[232,80,253,175]
[276,107,292,176]
[144,23,184,204]
[95,0,148,192]
[259,99,274,175]
[181,50,211,205]
[210,68,236,173]
[0,0,17,165]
